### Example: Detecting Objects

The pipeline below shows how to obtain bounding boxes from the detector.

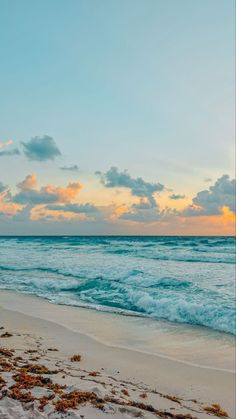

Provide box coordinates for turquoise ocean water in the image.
[0,236,235,335]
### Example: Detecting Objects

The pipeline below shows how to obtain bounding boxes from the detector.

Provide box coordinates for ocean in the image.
[0,236,235,336]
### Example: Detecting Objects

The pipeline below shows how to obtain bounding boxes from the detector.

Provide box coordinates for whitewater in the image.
[0,236,235,335]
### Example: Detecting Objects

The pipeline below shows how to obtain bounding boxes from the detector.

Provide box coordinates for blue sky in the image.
[0,0,235,234]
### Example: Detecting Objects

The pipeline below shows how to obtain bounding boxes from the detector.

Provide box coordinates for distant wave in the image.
[142,255,235,264]
[104,250,235,264]
[0,265,84,279]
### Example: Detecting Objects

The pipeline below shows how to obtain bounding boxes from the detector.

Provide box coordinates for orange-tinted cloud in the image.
[31,205,89,221]
[112,205,130,219]
[0,192,23,216]
[17,174,37,190]
[43,182,82,203]
[13,175,82,205]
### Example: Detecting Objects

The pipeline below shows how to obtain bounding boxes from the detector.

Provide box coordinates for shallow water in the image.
[0,236,235,335]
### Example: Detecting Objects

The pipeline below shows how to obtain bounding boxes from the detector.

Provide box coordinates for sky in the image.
[0,0,235,235]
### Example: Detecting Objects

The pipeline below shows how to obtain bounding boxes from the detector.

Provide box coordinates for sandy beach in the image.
[0,291,235,418]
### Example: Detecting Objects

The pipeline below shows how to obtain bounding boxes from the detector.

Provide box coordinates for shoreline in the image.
[0,290,235,371]
[0,290,235,418]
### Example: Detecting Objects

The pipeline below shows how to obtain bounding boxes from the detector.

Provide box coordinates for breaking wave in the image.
[0,236,235,335]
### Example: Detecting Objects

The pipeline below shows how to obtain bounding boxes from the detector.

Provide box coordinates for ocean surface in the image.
[0,236,235,335]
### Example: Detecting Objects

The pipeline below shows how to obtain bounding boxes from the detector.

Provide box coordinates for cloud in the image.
[13,175,81,205]
[116,197,163,223]
[119,200,177,223]
[0,140,20,157]
[0,140,13,150]
[17,174,37,190]
[0,184,23,216]
[0,182,7,193]
[120,207,162,223]
[204,177,212,182]
[169,194,186,200]
[2,175,99,222]
[0,201,23,216]
[98,167,164,207]
[60,165,79,172]
[2,174,99,222]
[132,200,154,209]
[0,148,20,157]
[13,189,60,205]
[183,175,235,216]
[98,167,166,222]
[22,135,61,161]
[47,203,98,214]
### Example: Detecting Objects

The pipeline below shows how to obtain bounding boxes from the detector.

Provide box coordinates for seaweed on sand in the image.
[0,374,6,389]
[8,387,34,403]
[0,332,13,338]
[70,354,82,362]
[0,347,15,357]
[20,363,58,374]
[55,391,104,412]
[204,404,229,418]
[12,372,53,389]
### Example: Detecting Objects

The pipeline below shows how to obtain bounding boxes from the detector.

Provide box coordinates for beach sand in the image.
[0,291,235,418]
